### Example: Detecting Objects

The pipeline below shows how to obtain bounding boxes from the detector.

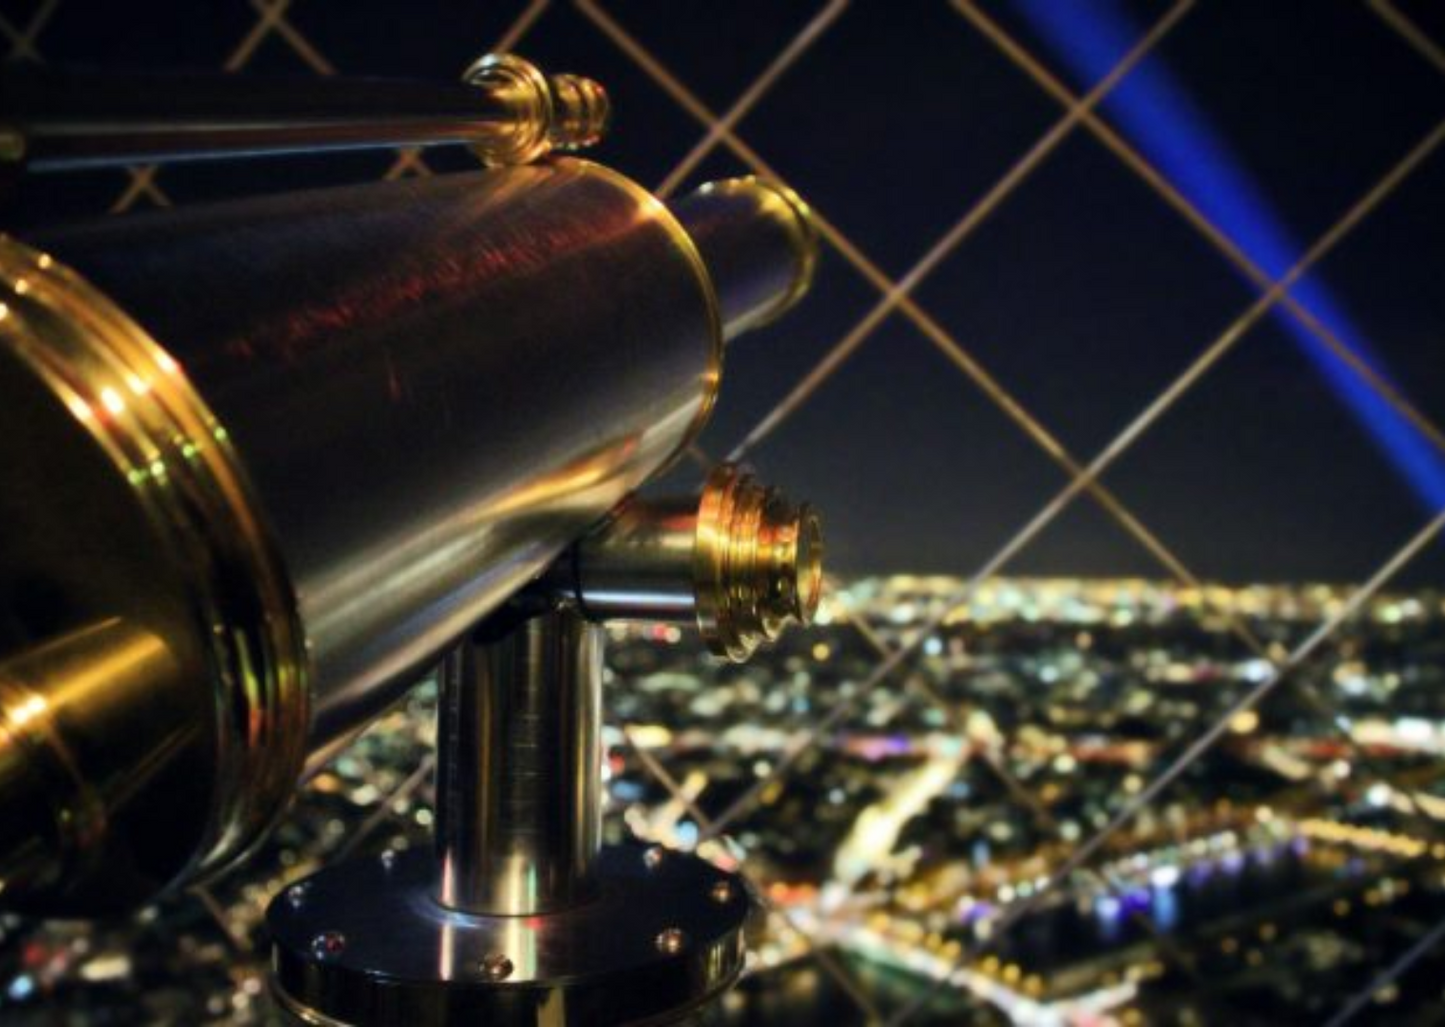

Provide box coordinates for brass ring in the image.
[0,235,310,891]
[462,53,554,166]
[692,176,818,331]
[741,177,818,327]
[693,464,823,661]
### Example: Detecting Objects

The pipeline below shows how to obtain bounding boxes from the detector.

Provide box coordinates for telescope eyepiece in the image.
[569,464,824,662]
[695,464,823,661]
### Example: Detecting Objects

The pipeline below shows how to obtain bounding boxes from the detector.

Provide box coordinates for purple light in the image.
[1094,894,1123,920]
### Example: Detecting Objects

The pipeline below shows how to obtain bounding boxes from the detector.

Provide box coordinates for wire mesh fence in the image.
[4,1,1445,1023]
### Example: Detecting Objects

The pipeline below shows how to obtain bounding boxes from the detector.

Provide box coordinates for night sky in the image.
[4,0,1444,585]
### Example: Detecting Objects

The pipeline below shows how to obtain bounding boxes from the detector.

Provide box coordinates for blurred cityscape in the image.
[4,574,1445,1025]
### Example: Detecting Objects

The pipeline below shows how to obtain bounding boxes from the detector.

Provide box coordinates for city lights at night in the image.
[3,2,1445,1025]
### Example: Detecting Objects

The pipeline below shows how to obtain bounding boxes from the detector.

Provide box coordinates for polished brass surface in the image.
[568,496,703,623]
[545,75,611,152]
[572,464,823,661]
[2,154,820,914]
[270,592,753,1024]
[0,621,185,904]
[268,845,747,1026]
[1,55,606,172]
[694,463,824,660]
[670,177,817,338]
[0,235,309,913]
[435,610,602,915]
[28,160,723,768]
[461,55,611,167]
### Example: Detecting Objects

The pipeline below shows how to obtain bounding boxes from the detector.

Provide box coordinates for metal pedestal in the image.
[269,844,746,1026]
[267,609,748,1026]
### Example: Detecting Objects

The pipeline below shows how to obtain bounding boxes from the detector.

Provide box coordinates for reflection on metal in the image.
[573,464,823,660]
[0,147,818,916]
[0,620,186,906]
[435,611,603,916]
[0,54,607,172]
[0,57,826,1022]
[269,845,747,1026]
[0,235,308,914]
[693,463,824,661]
[462,54,610,166]
[25,159,725,769]
[271,458,823,1021]
[670,177,817,337]
[271,463,820,1022]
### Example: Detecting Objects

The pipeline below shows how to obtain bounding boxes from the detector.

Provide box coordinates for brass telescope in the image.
[0,55,823,1025]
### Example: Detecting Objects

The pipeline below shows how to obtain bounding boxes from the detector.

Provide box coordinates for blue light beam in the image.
[1017,0,1445,511]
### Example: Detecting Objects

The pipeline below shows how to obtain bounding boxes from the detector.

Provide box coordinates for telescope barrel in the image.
[0,56,608,171]
[0,159,815,912]
[24,160,728,760]
[670,179,816,339]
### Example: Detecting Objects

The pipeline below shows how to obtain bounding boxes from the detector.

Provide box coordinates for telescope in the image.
[0,56,823,1025]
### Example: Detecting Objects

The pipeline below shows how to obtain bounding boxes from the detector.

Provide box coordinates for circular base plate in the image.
[268,843,747,1026]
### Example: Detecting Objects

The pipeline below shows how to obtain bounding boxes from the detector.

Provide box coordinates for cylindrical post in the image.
[570,496,700,622]
[435,609,601,915]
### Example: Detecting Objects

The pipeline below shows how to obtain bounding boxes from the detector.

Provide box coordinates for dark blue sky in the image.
[4,0,1443,584]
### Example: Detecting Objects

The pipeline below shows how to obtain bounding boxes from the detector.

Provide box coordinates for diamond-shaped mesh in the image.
[5,1,1445,1023]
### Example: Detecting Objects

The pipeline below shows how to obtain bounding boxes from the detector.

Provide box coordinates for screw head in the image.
[655,927,688,955]
[285,883,309,909]
[310,931,346,961]
[643,846,666,870]
[708,879,736,905]
[479,952,514,981]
